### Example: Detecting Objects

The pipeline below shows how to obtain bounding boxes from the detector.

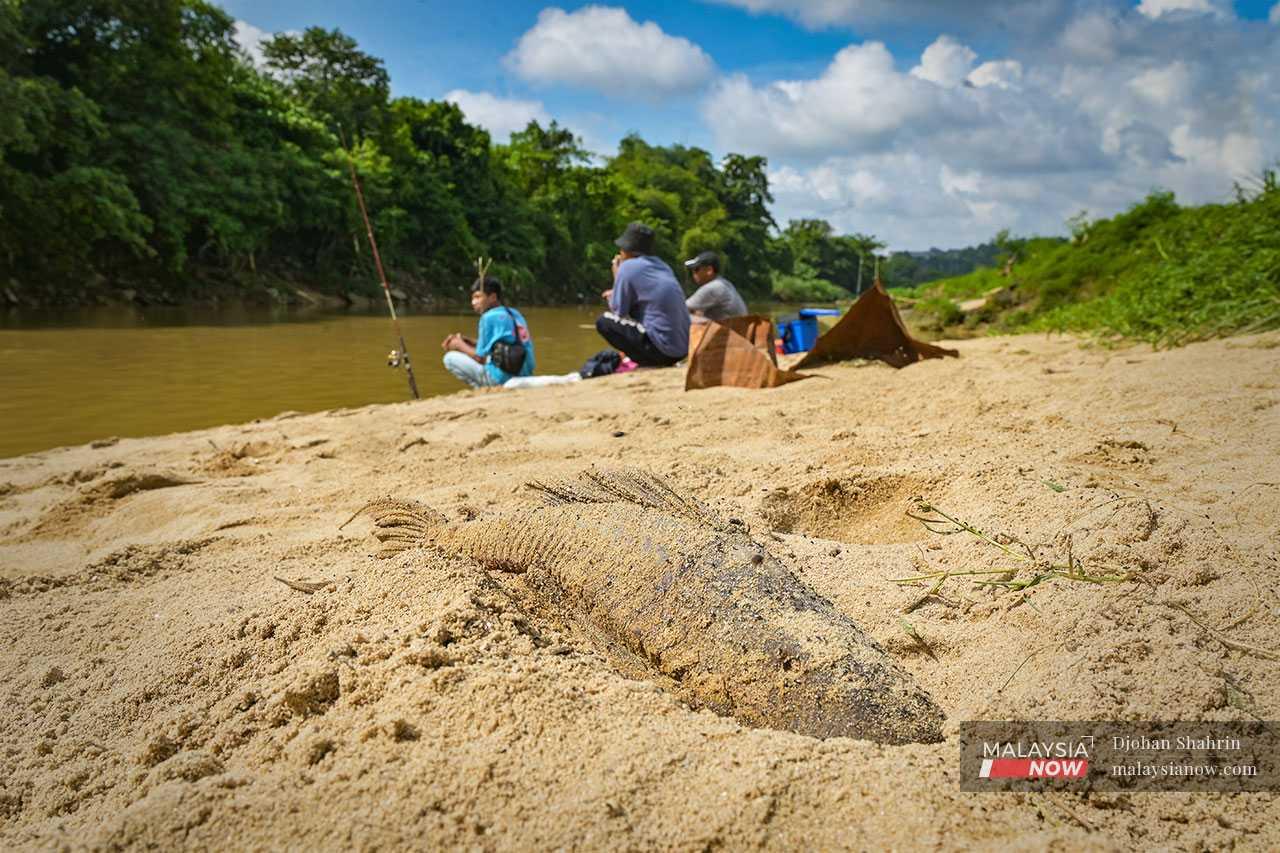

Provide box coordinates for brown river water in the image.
[0,304,631,459]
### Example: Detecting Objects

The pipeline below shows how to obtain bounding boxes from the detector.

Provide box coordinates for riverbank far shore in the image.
[2,331,1278,849]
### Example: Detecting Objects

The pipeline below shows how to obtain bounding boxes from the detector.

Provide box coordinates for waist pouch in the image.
[491,306,528,374]
[491,339,526,374]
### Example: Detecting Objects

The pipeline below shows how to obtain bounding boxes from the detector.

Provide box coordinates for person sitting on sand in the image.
[441,276,535,388]
[683,250,748,324]
[596,222,690,367]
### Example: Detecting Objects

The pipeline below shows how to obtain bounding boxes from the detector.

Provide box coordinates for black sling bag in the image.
[490,306,527,374]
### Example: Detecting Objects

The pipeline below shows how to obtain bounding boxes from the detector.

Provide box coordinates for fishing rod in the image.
[341,129,420,400]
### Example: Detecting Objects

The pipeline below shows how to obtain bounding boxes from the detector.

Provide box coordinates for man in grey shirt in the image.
[683,250,748,323]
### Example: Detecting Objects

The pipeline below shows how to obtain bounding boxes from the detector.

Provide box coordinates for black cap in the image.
[614,222,656,254]
[683,250,719,271]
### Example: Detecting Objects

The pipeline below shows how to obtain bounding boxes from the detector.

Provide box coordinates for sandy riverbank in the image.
[1,330,1278,850]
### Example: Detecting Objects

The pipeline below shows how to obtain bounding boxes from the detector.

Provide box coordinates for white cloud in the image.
[705,38,1065,166]
[706,42,951,157]
[1169,125,1264,178]
[911,36,975,88]
[772,162,891,208]
[769,151,1119,250]
[967,60,1023,90]
[1129,63,1191,107]
[443,90,550,141]
[1270,2,1280,24]
[505,6,714,98]
[1136,0,1229,20]
[1059,10,1122,61]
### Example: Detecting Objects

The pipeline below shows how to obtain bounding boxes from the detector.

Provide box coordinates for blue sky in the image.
[227,1,1280,249]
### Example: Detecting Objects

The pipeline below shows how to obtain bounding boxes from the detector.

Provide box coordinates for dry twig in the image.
[274,576,335,595]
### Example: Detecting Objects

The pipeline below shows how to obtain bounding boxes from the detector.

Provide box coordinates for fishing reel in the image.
[387,349,402,368]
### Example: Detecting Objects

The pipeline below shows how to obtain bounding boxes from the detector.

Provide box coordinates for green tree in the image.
[261,27,389,139]
[696,153,776,297]
[498,121,620,299]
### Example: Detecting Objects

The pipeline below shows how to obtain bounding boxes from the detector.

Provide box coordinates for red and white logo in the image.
[979,757,1089,779]
[979,737,1093,781]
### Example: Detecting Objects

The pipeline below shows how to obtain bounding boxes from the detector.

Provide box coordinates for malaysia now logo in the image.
[978,737,1094,780]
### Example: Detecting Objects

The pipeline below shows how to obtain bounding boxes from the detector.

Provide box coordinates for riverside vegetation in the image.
[900,178,1280,346]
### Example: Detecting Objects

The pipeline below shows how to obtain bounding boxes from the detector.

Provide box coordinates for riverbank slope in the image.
[2,331,1278,849]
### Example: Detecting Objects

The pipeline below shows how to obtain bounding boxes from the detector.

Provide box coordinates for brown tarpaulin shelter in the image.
[685,315,809,391]
[795,281,960,369]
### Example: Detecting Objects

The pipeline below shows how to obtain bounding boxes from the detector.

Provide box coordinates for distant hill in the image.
[881,243,1007,288]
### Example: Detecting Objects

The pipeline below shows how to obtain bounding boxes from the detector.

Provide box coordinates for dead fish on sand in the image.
[345,468,944,745]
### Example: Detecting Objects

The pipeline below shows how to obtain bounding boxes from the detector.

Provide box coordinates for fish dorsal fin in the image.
[527,468,730,531]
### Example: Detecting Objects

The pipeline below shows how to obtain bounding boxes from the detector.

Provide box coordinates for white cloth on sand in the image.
[502,373,583,390]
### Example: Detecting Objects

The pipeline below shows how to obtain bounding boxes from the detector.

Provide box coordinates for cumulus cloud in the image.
[1129,63,1192,107]
[967,60,1023,90]
[705,36,1073,166]
[505,6,714,98]
[1136,0,1230,20]
[443,90,551,141]
[707,9,1279,249]
[910,36,975,88]
[1059,9,1124,62]
[707,41,959,158]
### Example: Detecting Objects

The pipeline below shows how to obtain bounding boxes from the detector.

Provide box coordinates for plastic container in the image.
[779,308,842,353]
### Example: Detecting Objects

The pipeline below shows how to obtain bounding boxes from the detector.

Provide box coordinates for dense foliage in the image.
[881,243,1003,288]
[901,181,1280,345]
[1,0,997,307]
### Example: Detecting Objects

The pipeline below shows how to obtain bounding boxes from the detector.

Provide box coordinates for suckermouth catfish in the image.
[346,468,945,745]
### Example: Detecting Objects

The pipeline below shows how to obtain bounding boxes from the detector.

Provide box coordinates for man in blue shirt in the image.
[442,276,536,388]
[596,222,690,367]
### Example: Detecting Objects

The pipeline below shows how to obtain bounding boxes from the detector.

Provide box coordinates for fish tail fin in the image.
[340,498,447,558]
[527,467,729,530]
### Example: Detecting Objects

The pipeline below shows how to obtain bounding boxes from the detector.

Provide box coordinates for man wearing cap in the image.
[596,222,690,367]
[684,250,748,323]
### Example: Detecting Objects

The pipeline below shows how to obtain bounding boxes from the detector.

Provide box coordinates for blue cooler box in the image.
[779,308,842,353]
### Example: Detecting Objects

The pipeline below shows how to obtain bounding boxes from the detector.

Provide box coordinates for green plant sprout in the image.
[894,498,1136,596]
